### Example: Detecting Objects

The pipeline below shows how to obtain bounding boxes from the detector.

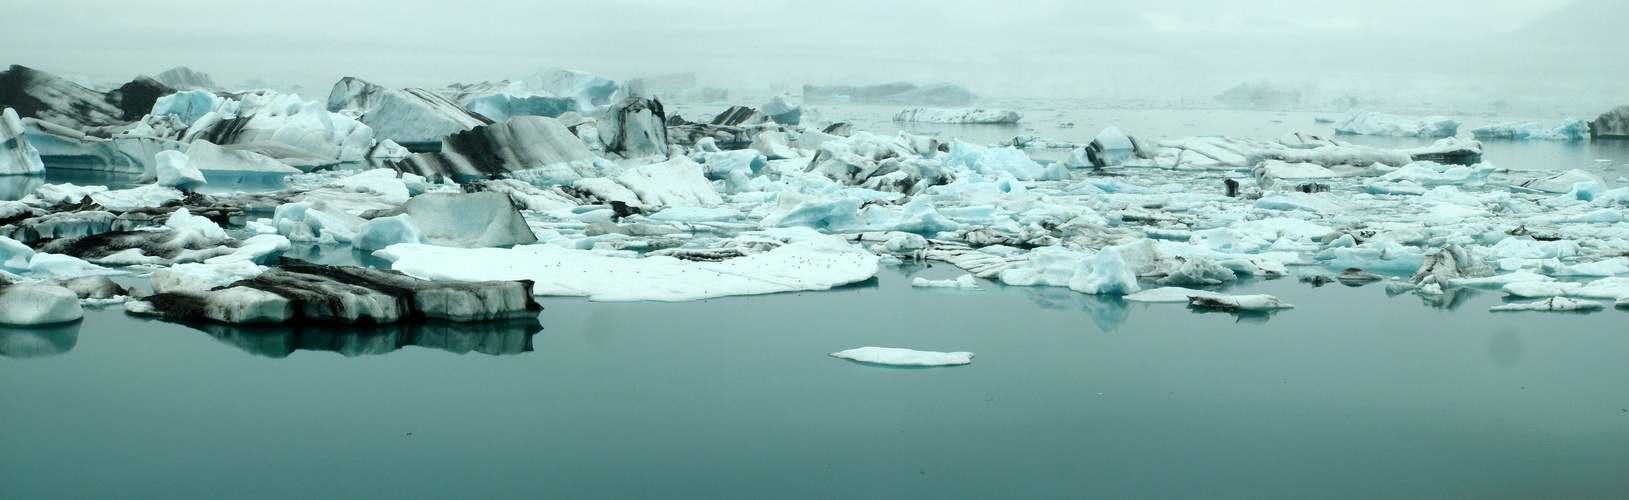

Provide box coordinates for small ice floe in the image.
[1187,294,1294,311]
[911,274,980,290]
[1489,297,1603,312]
[1124,287,1225,303]
[829,347,973,367]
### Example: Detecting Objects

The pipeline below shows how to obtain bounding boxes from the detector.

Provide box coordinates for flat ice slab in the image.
[1490,297,1604,312]
[830,347,974,366]
[377,229,879,302]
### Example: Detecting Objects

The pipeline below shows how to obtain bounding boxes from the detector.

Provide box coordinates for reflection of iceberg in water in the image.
[1000,286,1129,333]
[1,175,44,201]
[0,320,82,358]
[1185,306,1280,325]
[184,318,542,358]
[1420,287,1481,311]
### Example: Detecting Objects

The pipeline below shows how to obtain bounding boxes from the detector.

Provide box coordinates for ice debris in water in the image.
[1333,109,1458,137]
[829,347,974,366]
[912,274,980,290]
[1489,297,1603,312]
[0,276,83,325]
[893,108,1021,124]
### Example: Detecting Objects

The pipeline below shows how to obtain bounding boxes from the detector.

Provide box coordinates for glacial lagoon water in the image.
[5,265,1629,499]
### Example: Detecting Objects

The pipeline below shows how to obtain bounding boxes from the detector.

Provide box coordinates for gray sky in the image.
[4,0,1622,109]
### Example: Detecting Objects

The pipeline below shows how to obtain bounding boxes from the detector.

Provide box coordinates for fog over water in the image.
[4,0,1625,110]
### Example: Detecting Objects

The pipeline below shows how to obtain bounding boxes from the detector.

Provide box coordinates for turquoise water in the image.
[5,266,1628,499]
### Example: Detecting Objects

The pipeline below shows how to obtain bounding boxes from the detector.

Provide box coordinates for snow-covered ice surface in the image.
[830,346,974,366]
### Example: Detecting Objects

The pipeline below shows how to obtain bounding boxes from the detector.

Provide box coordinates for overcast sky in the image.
[4,0,1621,108]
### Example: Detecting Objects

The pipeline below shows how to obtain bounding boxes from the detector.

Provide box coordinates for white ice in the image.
[829,346,974,366]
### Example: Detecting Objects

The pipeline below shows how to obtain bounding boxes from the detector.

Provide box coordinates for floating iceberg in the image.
[387,116,610,184]
[1588,105,1629,139]
[1188,294,1294,311]
[596,97,668,159]
[829,347,973,366]
[0,65,173,136]
[0,278,83,325]
[151,66,218,91]
[1,108,44,176]
[153,150,205,190]
[327,77,489,149]
[373,192,538,248]
[1489,297,1603,312]
[912,274,981,289]
[803,82,976,106]
[894,108,1021,124]
[1471,119,1589,140]
[127,258,542,324]
[1333,109,1458,137]
[376,228,879,302]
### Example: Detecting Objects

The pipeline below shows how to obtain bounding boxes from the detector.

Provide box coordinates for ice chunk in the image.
[1188,294,1294,311]
[151,67,218,91]
[1,108,45,176]
[1490,297,1603,312]
[1410,244,1494,286]
[379,192,537,248]
[1501,281,1583,298]
[184,140,299,187]
[1333,109,1458,137]
[153,150,205,190]
[749,130,800,160]
[692,149,765,180]
[804,82,976,106]
[1156,258,1237,286]
[0,279,84,325]
[1587,105,1629,139]
[1513,169,1606,194]
[326,77,489,148]
[387,115,610,185]
[376,228,880,302]
[998,246,1140,295]
[912,274,981,289]
[151,260,267,293]
[48,275,125,299]
[829,347,973,366]
[893,108,1021,124]
[1472,119,1589,141]
[530,68,620,113]
[761,94,803,125]
[612,156,723,208]
[596,97,668,159]
[353,214,429,251]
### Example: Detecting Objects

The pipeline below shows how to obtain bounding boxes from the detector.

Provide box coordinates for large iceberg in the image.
[1472,119,1590,140]
[894,108,1021,124]
[1589,105,1629,139]
[376,228,879,301]
[0,65,175,136]
[327,77,489,150]
[151,66,218,91]
[386,116,611,184]
[1,108,44,176]
[1333,109,1458,137]
[596,97,668,159]
[126,258,542,324]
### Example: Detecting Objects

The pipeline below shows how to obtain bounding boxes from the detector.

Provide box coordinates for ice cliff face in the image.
[1589,105,1629,139]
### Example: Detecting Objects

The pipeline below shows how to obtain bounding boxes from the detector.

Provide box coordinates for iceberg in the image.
[1490,297,1603,312]
[183,140,300,187]
[829,347,974,366]
[1588,105,1629,139]
[0,65,173,135]
[439,81,575,123]
[1333,109,1458,137]
[376,228,880,302]
[151,66,218,91]
[596,97,668,159]
[127,258,541,324]
[529,68,620,113]
[1,108,44,176]
[912,274,981,289]
[172,89,375,164]
[387,116,609,184]
[0,278,83,325]
[153,150,205,190]
[371,192,537,248]
[327,77,489,149]
[353,214,429,252]
[893,108,1021,124]
[761,94,803,125]
[1472,119,1590,140]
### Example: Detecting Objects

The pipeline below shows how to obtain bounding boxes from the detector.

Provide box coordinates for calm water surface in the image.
[4,266,1628,499]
